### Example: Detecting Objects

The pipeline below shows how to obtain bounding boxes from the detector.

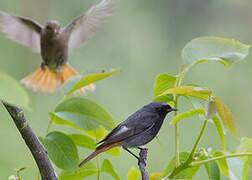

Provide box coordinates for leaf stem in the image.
[46,119,53,135]
[191,153,252,167]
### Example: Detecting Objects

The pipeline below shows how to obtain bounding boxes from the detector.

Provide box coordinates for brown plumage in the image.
[0,0,114,93]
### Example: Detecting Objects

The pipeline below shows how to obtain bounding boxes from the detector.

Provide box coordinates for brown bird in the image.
[0,0,114,93]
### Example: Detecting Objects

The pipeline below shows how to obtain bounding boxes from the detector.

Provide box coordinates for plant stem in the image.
[97,155,100,180]
[191,153,252,167]
[168,119,208,178]
[188,119,208,160]
[174,97,179,167]
[173,66,185,167]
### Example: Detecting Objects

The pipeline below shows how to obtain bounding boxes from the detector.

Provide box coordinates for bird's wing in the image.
[98,112,159,146]
[0,11,42,53]
[65,0,115,51]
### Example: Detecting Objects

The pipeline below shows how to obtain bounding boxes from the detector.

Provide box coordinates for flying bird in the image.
[79,101,177,167]
[0,0,114,93]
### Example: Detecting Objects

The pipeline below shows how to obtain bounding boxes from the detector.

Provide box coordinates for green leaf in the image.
[163,152,189,176]
[0,72,30,110]
[69,134,95,149]
[149,172,163,180]
[69,133,120,157]
[237,137,252,153]
[213,96,237,137]
[212,151,229,176]
[242,157,252,180]
[54,97,115,130]
[212,116,226,151]
[101,159,120,180]
[227,158,244,180]
[153,73,176,98]
[44,131,79,170]
[170,108,205,124]
[182,37,250,72]
[210,161,220,180]
[62,69,120,95]
[160,86,212,100]
[59,162,97,180]
[127,167,140,180]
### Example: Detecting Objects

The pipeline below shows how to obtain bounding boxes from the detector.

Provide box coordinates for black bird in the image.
[79,101,177,167]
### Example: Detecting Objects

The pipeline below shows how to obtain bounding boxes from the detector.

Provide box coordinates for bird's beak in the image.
[167,108,178,112]
[54,29,58,34]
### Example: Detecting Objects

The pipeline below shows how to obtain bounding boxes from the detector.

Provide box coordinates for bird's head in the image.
[143,101,177,115]
[44,20,60,35]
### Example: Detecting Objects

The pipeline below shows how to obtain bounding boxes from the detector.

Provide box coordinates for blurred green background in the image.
[1,0,252,179]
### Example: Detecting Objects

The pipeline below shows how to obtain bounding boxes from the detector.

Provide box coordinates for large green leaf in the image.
[182,37,250,72]
[44,131,79,170]
[69,134,120,156]
[212,151,229,176]
[0,72,29,109]
[101,159,120,180]
[59,162,97,180]
[160,86,212,100]
[54,97,115,130]
[127,167,140,180]
[213,96,237,137]
[153,73,176,98]
[62,69,120,95]
[169,108,205,124]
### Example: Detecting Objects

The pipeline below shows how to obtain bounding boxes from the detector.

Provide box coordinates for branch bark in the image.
[138,148,149,180]
[2,102,58,180]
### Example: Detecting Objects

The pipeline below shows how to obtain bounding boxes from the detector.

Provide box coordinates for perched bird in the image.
[0,0,114,93]
[79,101,177,167]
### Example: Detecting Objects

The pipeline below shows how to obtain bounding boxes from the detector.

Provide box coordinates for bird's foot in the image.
[138,148,148,166]
[56,58,64,70]
[40,62,46,71]
[137,147,148,151]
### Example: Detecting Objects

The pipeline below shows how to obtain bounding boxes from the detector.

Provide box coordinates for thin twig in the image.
[191,153,252,167]
[138,148,149,180]
[2,102,58,180]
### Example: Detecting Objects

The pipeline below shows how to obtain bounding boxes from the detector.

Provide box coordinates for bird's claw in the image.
[40,62,46,71]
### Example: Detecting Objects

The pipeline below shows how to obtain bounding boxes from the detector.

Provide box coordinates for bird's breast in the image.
[40,33,69,70]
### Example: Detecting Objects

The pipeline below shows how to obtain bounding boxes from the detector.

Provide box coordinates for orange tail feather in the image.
[78,142,121,167]
[21,64,96,94]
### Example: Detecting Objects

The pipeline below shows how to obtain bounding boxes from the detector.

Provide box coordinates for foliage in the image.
[1,36,252,179]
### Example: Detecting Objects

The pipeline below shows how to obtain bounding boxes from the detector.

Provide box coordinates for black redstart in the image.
[0,0,114,93]
[78,101,177,167]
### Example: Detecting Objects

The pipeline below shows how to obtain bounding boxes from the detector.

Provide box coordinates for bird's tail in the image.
[78,142,121,167]
[20,64,96,94]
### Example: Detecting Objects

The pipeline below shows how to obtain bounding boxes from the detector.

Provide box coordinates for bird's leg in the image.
[123,146,139,160]
[40,62,46,71]
[137,147,148,151]
[56,58,64,70]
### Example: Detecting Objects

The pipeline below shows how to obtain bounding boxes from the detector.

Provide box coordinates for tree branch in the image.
[2,102,58,180]
[138,148,149,180]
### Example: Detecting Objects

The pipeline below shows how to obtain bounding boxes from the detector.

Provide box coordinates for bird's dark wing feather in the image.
[0,11,42,53]
[97,111,159,146]
[64,0,115,51]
